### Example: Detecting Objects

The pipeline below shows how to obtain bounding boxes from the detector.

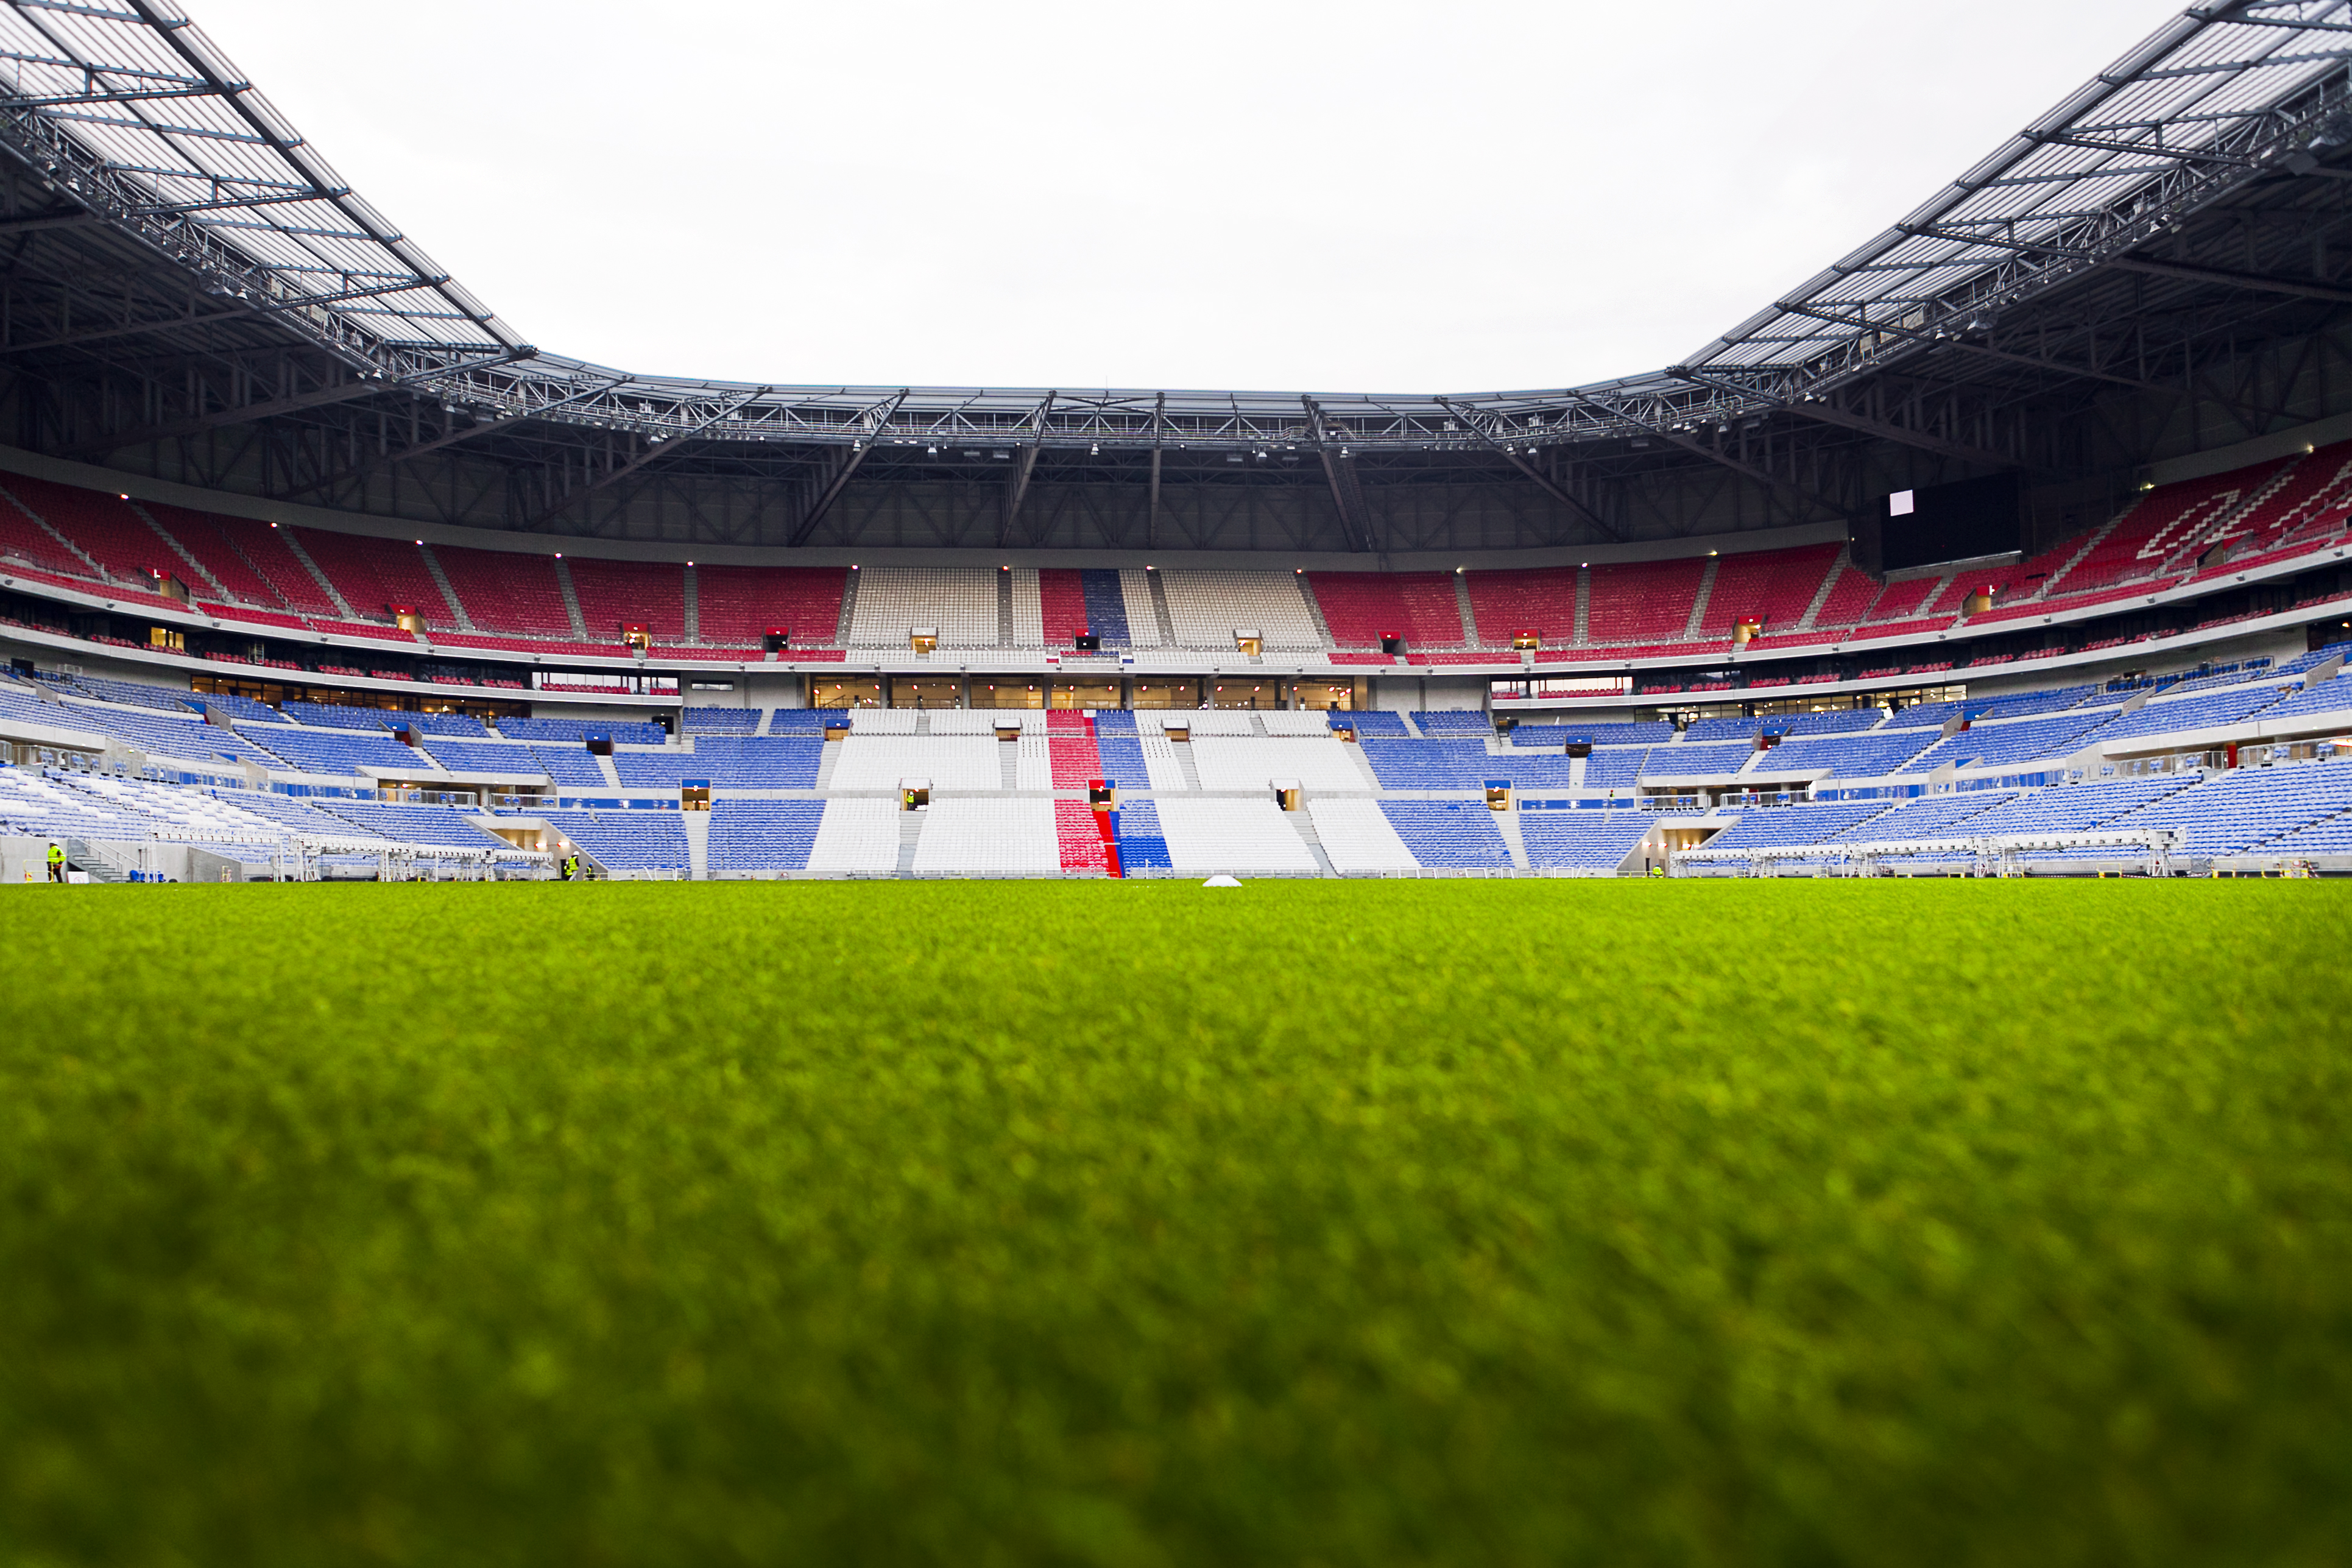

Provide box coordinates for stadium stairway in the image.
[63,835,130,882]
[897,808,922,875]
[1286,802,1339,877]
[683,810,709,880]
[1171,736,1204,791]
[1491,807,1531,869]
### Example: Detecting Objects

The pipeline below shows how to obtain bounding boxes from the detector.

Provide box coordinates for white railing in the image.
[1676,828,2185,876]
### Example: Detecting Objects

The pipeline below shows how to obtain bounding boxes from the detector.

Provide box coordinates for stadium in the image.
[4,4,2351,1564]
[1,10,2351,878]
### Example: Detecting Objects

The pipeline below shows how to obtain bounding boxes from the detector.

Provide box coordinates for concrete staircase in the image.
[896,808,923,875]
[417,543,475,630]
[2022,515,2116,600]
[1287,804,1337,877]
[1683,556,1719,641]
[682,809,710,880]
[1573,567,1591,645]
[277,529,356,618]
[1492,808,1531,869]
[554,558,590,638]
[0,481,105,579]
[1296,573,1337,647]
[1793,546,1848,632]
[682,564,701,643]
[1453,571,1481,649]
[1146,569,1179,645]
[834,570,860,646]
[63,837,130,883]
[129,500,230,598]
[1171,736,1204,791]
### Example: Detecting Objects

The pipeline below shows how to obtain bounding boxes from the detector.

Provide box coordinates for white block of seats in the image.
[1155,797,1319,873]
[1015,735,1053,791]
[1118,568,1162,647]
[1140,735,1190,791]
[803,797,903,873]
[850,708,919,733]
[1158,570,1326,650]
[1192,736,1372,793]
[909,797,1060,874]
[1009,568,1045,647]
[1184,710,1260,736]
[1260,711,1335,736]
[928,710,999,735]
[846,566,1000,648]
[1308,797,1421,872]
[965,707,1048,731]
[828,735,1001,791]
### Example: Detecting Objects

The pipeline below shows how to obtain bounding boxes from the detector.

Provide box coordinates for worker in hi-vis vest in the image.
[46,842,65,883]
[562,852,579,882]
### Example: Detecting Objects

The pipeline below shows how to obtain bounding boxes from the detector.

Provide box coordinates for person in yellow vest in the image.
[562,852,580,882]
[46,842,65,883]
[1647,863,1665,878]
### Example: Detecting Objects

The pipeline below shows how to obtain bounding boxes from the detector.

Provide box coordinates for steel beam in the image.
[524,387,766,531]
[1667,368,2020,471]
[0,207,94,233]
[63,348,529,457]
[1771,300,2158,392]
[1302,395,1376,551]
[999,392,1055,548]
[2105,254,2352,303]
[1,303,248,356]
[788,390,906,547]
[275,375,633,503]
[1435,397,1622,542]
[1575,391,1845,518]
[66,373,392,457]
[1148,391,1164,551]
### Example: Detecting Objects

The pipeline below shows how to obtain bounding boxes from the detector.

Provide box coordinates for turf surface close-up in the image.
[2,880,2350,1566]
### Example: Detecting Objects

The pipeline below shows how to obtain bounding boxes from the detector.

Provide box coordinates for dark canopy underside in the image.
[5,0,2352,554]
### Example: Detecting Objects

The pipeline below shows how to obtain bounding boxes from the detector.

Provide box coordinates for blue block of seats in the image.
[708,800,824,870]
[1380,802,1511,867]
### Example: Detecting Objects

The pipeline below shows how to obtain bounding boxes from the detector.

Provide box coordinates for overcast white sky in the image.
[190,1,2175,393]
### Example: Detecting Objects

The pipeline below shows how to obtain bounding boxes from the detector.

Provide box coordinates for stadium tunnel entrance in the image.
[1634,820,1723,875]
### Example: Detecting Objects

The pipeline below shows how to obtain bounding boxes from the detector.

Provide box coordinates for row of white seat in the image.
[840,567,1325,650]
[790,795,1322,874]
[834,708,1334,735]
[822,733,1376,793]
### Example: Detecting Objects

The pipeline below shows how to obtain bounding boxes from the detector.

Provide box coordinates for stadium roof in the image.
[5,0,2350,448]
[5,2,2352,553]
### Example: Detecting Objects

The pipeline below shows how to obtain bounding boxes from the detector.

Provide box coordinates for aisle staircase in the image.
[1287,803,1337,877]
[1492,808,1531,869]
[554,558,590,638]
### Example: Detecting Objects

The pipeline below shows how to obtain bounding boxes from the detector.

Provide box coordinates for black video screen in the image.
[1878,473,2022,571]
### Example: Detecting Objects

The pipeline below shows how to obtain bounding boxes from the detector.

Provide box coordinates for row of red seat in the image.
[4,448,2344,659]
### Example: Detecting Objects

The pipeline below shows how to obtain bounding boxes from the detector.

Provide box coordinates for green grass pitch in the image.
[4,880,2351,1566]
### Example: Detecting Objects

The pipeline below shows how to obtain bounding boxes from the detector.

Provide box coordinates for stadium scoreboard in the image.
[1852,473,2023,575]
